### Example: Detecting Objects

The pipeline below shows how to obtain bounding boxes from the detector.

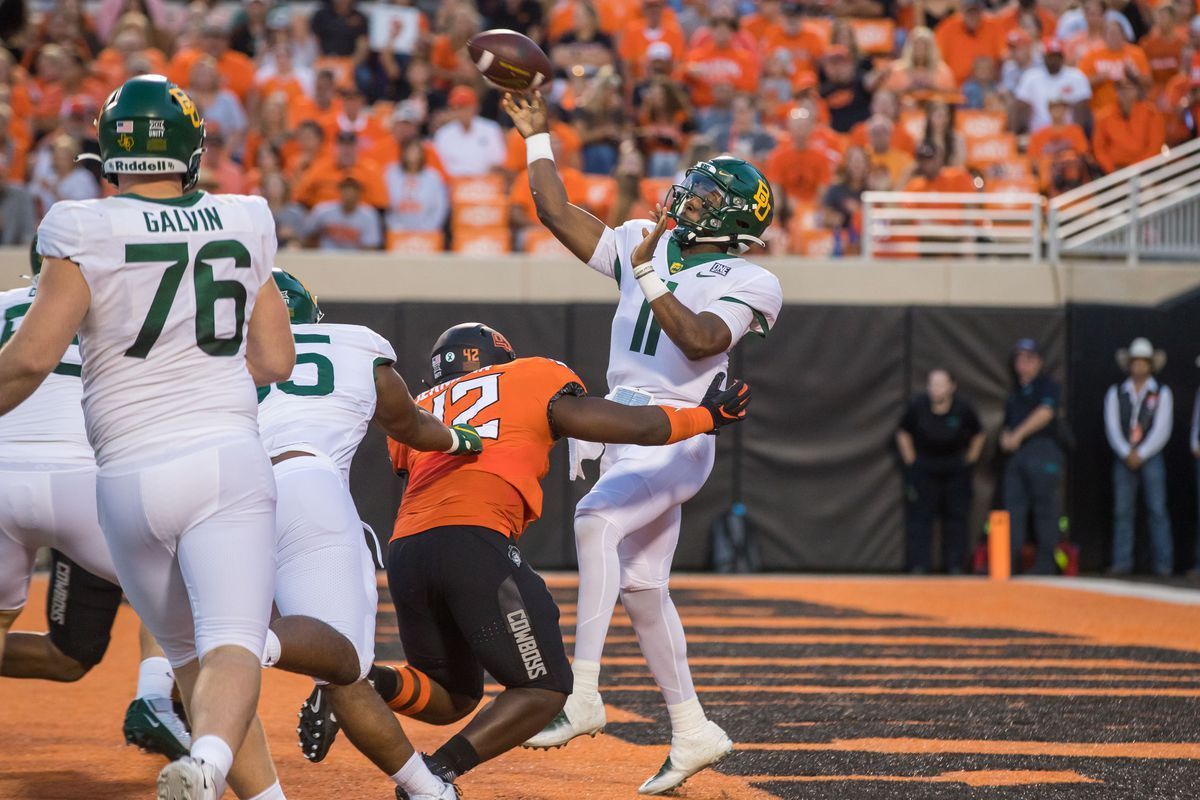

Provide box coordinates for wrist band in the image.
[662,406,714,444]
[442,428,459,454]
[634,262,669,302]
[525,132,554,165]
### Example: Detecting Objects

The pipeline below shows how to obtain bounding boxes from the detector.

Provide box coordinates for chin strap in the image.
[74,153,101,165]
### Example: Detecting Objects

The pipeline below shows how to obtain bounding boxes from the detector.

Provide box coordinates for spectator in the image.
[0,168,36,244]
[95,14,170,87]
[935,0,1004,87]
[1000,338,1064,575]
[244,92,294,172]
[1104,337,1174,577]
[995,0,1058,40]
[376,99,446,177]
[881,26,956,96]
[819,46,874,133]
[572,65,626,174]
[1013,38,1092,132]
[1139,4,1187,97]
[922,99,967,168]
[1000,29,1042,98]
[307,176,383,250]
[722,96,777,164]
[904,140,974,192]
[289,120,327,181]
[1029,91,1093,194]
[820,145,870,242]
[634,73,691,177]
[551,0,617,70]
[743,0,785,40]
[479,0,545,44]
[618,0,684,82]
[1079,15,1152,112]
[195,128,245,195]
[229,0,271,58]
[261,172,308,248]
[169,21,256,103]
[766,107,840,211]
[30,134,98,216]
[0,104,30,184]
[864,115,915,185]
[763,3,825,74]
[311,0,368,58]
[1092,74,1165,173]
[186,55,247,155]
[963,55,1004,110]
[916,0,959,32]
[256,37,317,104]
[1058,0,1112,61]
[429,7,481,90]
[681,11,758,110]
[850,90,917,153]
[896,368,985,574]
[385,138,450,234]
[760,49,805,119]
[431,85,506,177]
[333,84,387,154]
[295,130,388,208]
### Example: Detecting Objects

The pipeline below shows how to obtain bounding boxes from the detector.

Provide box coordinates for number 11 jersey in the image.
[37,191,277,466]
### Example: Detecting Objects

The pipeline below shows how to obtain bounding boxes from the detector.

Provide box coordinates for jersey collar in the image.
[666,238,730,275]
[121,190,207,207]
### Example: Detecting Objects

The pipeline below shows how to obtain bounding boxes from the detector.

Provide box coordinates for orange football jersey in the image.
[388,357,586,540]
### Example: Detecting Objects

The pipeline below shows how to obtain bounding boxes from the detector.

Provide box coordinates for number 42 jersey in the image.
[37,191,277,466]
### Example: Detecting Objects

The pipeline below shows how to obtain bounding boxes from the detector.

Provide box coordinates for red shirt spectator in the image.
[1139,6,1188,96]
[617,0,685,81]
[1078,19,1152,111]
[294,131,389,209]
[935,0,1005,86]
[1092,78,1166,173]
[765,108,842,205]
[682,16,760,109]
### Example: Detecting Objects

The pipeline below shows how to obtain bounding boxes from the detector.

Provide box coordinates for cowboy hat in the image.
[1116,337,1166,373]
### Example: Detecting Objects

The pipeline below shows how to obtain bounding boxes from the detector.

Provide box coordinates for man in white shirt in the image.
[431,86,506,177]
[1103,338,1174,576]
[307,177,384,250]
[1014,39,1092,132]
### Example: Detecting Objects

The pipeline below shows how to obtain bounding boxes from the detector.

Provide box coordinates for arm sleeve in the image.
[1104,385,1131,459]
[702,269,783,345]
[536,358,588,440]
[367,328,397,367]
[585,224,620,280]
[1136,386,1173,460]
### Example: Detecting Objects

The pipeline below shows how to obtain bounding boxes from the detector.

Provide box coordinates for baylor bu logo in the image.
[168,87,203,128]
[753,179,771,222]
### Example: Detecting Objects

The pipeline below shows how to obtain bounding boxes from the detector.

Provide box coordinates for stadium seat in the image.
[580,175,617,223]
[450,175,508,205]
[452,199,510,230]
[957,110,1008,142]
[850,19,897,56]
[452,226,512,255]
[386,230,444,253]
[523,227,573,256]
[966,133,1018,172]
[639,178,675,216]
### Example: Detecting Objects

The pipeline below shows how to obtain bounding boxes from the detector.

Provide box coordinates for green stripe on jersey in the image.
[718,296,770,338]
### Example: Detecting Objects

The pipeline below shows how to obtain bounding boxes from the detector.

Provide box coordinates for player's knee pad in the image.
[573,512,618,550]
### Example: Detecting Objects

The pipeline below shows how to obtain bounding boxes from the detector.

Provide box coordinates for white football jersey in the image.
[0,284,92,464]
[37,191,278,466]
[258,323,396,482]
[587,221,783,405]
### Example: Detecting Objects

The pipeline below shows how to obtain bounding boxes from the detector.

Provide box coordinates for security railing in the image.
[1047,137,1200,266]
[862,191,1045,261]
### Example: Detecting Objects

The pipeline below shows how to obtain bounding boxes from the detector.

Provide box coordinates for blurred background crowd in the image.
[0,0,1196,255]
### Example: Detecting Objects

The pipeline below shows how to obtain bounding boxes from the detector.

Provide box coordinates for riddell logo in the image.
[506,609,547,679]
[106,158,177,172]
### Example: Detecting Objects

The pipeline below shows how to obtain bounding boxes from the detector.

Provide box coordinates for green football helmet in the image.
[665,157,775,252]
[90,74,206,191]
[272,269,323,324]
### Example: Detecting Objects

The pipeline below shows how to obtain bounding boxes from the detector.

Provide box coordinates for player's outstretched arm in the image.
[631,207,734,360]
[0,258,88,415]
[373,364,482,455]
[246,276,296,385]
[501,91,607,263]
[551,373,751,445]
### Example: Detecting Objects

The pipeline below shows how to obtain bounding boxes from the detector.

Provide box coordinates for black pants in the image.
[1004,437,1064,574]
[46,550,123,668]
[906,460,972,572]
[387,526,572,701]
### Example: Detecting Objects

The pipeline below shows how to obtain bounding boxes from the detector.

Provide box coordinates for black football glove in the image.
[700,372,751,429]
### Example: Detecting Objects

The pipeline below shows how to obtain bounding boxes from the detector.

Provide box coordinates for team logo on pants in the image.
[506,609,547,679]
[508,544,522,567]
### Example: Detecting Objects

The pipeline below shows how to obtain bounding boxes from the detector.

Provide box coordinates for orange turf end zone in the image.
[3,573,1199,799]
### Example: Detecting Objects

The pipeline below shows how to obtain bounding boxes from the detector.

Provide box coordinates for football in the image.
[467,29,552,92]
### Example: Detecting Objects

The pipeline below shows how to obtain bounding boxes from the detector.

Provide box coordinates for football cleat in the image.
[637,720,734,795]
[124,696,192,760]
[297,685,341,762]
[394,775,461,800]
[156,756,221,800]
[522,692,606,749]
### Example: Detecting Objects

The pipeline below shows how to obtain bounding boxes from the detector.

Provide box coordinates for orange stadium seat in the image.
[638,178,675,216]
[450,175,508,205]
[850,19,897,56]
[966,133,1017,171]
[957,110,1008,141]
[452,199,510,230]
[386,230,444,253]
[801,19,833,41]
[452,226,512,255]
[898,111,927,146]
[523,227,573,256]
[580,175,617,224]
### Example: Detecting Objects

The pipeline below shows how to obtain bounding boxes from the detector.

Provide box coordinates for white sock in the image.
[190,735,235,781]
[666,697,707,737]
[261,629,281,668]
[245,780,286,800]
[135,656,176,699]
[391,751,444,796]
[571,659,601,700]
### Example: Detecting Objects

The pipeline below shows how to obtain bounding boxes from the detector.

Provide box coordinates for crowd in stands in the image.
[0,0,1197,256]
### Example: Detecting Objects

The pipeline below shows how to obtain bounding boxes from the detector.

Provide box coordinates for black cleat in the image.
[297,685,340,762]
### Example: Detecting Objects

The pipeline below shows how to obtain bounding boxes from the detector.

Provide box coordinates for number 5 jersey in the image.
[388,357,586,541]
[36,191,277,466]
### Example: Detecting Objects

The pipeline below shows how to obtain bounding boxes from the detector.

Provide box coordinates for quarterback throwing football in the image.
[503,91,782,794]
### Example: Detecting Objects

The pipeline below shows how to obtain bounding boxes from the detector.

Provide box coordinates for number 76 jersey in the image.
[37,192,277,466]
